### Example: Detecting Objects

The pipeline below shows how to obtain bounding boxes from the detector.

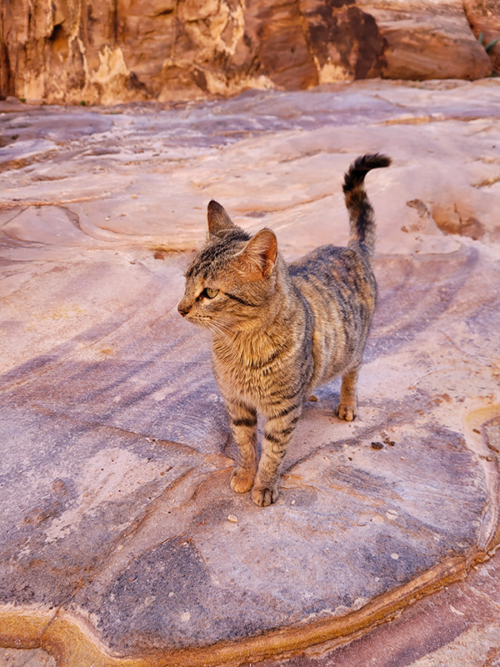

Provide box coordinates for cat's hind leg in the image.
[337,365,359,422]
[226,399,258,493]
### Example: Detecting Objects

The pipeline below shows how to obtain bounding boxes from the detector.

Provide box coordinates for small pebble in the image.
[228,514,238,523]
[473,428,480,434]
[391,553,399,560]
[371,442,383,450]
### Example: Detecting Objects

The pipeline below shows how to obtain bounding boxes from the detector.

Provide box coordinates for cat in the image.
[178,154,391,506]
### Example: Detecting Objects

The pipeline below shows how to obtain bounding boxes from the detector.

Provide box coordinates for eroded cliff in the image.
[0,0,495,104]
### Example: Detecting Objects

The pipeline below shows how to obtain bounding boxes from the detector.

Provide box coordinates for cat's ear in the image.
[207,200,235,238]
[235,229,278,282]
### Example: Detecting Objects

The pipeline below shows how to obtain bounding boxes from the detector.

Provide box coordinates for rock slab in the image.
[0,80,500,665]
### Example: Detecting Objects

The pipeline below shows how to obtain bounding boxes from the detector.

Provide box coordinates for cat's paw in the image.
[230,467,255,493]
[251,485,278,507]
[337,404,356,421]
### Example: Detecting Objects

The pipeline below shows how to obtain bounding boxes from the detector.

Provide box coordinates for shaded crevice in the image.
[0,3,14,99]
[112,0,118,45]
[154,8,175,18]
[59,206,82,232]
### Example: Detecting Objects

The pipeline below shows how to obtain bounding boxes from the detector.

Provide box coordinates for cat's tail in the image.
[343,153,391,260]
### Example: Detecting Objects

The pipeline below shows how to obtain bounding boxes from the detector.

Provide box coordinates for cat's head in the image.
[177,201,278,333]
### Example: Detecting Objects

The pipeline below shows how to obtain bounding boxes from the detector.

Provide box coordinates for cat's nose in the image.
[177,299,191,317]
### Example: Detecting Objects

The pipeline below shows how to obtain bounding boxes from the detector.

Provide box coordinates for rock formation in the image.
[464,0,500,72]
[1,79,500,665]
[0,0,494,105]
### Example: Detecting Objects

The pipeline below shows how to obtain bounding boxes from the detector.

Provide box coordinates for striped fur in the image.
[178,154,391,506]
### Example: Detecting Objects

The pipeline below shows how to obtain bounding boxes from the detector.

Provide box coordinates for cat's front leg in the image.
[337,365,359,422]
[252,403,302,507]
[225,399,258,493]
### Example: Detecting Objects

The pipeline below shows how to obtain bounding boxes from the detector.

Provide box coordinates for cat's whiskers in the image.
[211,319,235,336]
[214,321,240,344]
[207,320,232,343]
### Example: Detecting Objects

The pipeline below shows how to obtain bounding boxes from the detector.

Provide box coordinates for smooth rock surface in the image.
[0,1,493,104]
[243,539,500,667]
[0,79,500,665]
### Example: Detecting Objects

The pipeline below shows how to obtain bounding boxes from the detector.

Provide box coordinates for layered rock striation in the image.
[0,0,494,105]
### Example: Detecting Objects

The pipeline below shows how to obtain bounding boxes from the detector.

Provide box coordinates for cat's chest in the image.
[211,344,277,401]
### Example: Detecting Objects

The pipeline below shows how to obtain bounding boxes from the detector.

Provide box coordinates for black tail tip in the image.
[362,153,392,169]
[343,153,391,192]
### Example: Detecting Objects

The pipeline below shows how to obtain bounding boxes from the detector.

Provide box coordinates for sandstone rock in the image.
[0,1,492,105]
[463,0,500,73]
[359,0,492,80]
[0,80,499,665]
[242,548,500,667]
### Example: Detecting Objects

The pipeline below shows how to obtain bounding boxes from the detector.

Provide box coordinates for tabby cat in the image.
[178,154,391,506]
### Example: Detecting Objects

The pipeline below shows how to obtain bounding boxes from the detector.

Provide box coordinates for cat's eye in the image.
[204,288,219,299]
